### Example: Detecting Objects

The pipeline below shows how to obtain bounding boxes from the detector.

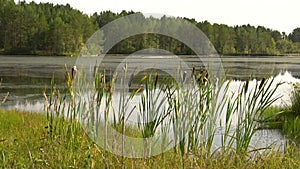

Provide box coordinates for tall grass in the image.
[261,89,300,146]
[290,89,300,116]
[258,89,300,147]
[225,78,282,156]
[282,90,300,145]
[38,64,295,168]
[0,78,9,106]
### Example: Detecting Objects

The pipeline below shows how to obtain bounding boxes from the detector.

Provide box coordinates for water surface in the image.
[1,55,299,152]
[1,55,300,109]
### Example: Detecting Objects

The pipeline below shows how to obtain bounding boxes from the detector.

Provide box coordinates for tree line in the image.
[0,0,96,55]
[1,0,300,56]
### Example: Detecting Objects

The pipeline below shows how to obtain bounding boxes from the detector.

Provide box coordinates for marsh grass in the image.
[43,66,297,163]
[1,110,300,168]
[282,90,300,145]
[1,66,300,168]
[260,106,286,129]
[262,90,300,145]
[290,89,300,116]
[227,78,282,156]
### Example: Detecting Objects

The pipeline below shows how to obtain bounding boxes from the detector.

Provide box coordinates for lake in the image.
[1,55,300,109]
[1,54,300,152]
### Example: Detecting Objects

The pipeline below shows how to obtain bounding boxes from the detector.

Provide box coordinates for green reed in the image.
[43,64,285,167]
[281,90,300,145]
[221,78,282,156]
[290,89,300,116]
[3,63,300,168]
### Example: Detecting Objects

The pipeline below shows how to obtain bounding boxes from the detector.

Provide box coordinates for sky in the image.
[20,0,299,34]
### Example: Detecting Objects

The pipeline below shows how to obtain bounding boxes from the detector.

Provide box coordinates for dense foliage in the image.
[0,0,97,55]
[0,0,300,56]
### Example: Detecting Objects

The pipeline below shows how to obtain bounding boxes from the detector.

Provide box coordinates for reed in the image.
[290,89,300,116]
[3,65,299,168]
[48,66,283,156]
[262,89,300,146]
[281,90,300,145]
[231,78,282,156]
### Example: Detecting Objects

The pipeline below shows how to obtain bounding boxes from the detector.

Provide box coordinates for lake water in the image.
[0,56,76,107]
[1,55,300,108]
[1,54,300,152]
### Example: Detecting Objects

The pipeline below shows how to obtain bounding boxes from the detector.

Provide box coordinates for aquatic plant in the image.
[0,79,9,106]
[226,78,282,156]
[3,65,300,168]
[290,90,300,116]
[39,64,290,168]
[281,90,300,145]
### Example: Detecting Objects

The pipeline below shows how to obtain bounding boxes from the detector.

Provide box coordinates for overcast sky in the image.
[20,0,299,34]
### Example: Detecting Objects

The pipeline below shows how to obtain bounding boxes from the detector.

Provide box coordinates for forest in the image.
[1,0,300,56]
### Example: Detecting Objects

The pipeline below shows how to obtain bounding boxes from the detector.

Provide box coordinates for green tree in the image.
[276,39,295,53]
[235,25,254,54]
[289,28,300,42]
[0,3,297,56]
[270,30,282,41]
[213,24,236,54]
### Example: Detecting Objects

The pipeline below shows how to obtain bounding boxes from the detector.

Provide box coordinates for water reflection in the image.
[1,55,299,153]
[1,55,300,108]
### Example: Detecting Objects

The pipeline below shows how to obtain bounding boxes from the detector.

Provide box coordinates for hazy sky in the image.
[21,0,299,34]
